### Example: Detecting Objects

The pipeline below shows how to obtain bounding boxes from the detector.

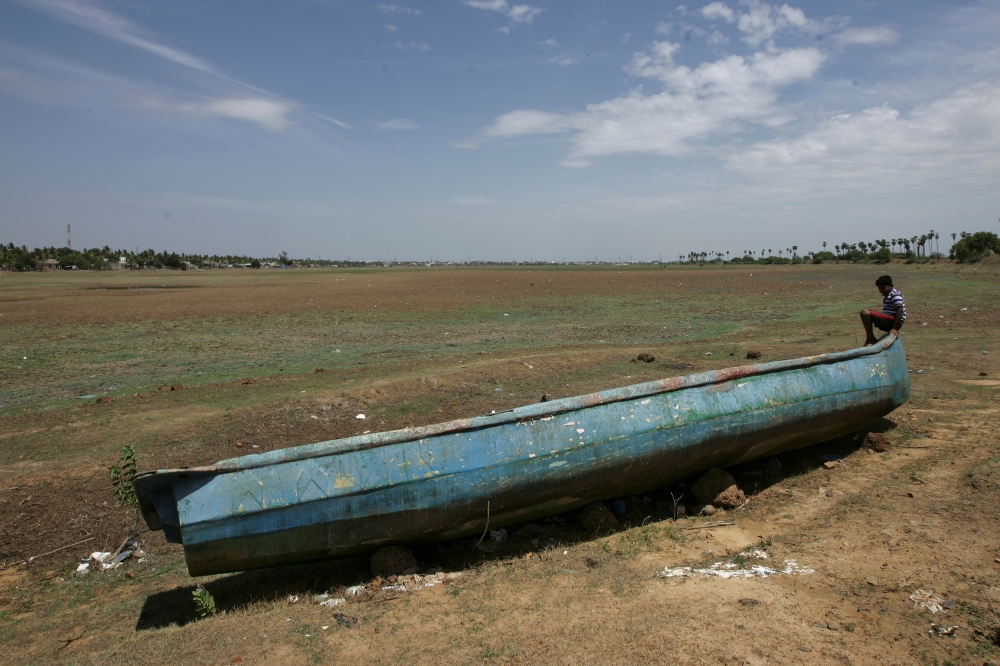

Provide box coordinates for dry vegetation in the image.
[1,261,999,665]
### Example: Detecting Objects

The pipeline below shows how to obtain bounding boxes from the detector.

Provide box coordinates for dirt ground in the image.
[1,262,999,665]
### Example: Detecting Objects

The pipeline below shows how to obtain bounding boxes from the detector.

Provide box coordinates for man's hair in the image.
[875,275,893,287]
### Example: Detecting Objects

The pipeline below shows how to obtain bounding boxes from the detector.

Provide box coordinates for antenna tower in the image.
[67,224,72,249]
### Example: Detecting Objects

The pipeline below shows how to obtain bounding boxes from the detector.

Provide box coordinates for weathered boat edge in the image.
[136,332,902,481]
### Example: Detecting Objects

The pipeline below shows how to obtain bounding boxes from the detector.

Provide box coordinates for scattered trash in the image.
[494,387,503,392]
[379,571,463,594]
[823,461,840,470]
[705,352,713,355]
[983,351,989,355]
[75,562,90,575]
[288,595,300,604]
[657,551,814,580]
[960,308,968,311]
[746,350,762,360]
[319,597,346,607]
[86,551,129,571]
[345,585,365,596]
[489,528,507,544]
[910,590,945,613]
[928,622,958,636]
[356,414,366,420]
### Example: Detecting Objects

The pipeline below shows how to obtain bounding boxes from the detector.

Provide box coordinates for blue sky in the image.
[1,0,998,260]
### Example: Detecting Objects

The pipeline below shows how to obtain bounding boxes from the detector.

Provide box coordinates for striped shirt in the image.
[882,288,906,321]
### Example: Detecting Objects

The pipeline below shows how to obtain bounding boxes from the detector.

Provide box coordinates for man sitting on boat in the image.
[860,274,906,346]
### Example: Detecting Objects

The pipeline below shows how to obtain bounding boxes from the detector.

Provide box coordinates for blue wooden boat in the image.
[135,334,909,576]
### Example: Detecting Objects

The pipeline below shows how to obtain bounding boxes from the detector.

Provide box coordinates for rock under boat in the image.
[134,333,909,576]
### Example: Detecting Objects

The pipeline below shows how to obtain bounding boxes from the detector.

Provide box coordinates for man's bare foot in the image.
[864,338,877,346]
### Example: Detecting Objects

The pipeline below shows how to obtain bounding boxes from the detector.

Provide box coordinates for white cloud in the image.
[385,24,398,32]
[834,27,898,46]
[707,30,729,45]
[449,196,496,205]
[393,42,431,51]
[540,38,558,47]
[622,32,632,44]
[315,113,354,130]
[480,41,825,166]
[701,2,735,23]
[13,0,215,73]
[464,0,543,25]
[655,22,673,36]
[377,4,421,15]
[377,118,419,130]
[549,54,579,66]
[736,0,822,47]
[497,26,510,34]
[193,98,296,130]
[724,80,1000,190]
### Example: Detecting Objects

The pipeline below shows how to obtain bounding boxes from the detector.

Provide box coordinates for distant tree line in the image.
[680,227,999,266]
[0,244,274,271]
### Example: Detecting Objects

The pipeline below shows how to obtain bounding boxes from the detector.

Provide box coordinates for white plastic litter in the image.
[345,585,365,596]
[910,590,945,613]
[380,571,464,594]
[319,597,346,607]
[657,550,814,580]
[76,562,90,574]
[356,414,365,420]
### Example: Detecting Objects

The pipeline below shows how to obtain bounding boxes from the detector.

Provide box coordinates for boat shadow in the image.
[135,417,895,631]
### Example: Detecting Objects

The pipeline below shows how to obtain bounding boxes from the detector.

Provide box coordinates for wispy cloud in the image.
[377,118,419,130]
[385,24,398,32]
[189,98,296,130]
[12,0,215,73]
[548,54,578,66]
[377,3,421,15]
[0,2,303,133]
[393,41,431,51]
[834,26,898,46]
[449,196,495,205]
[464,0,543,25]
[314,113,354,130]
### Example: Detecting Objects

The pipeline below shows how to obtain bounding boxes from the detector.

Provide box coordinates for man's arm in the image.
[892,307,903,332]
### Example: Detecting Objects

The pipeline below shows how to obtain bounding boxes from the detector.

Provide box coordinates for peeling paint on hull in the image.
[134,335,909,576]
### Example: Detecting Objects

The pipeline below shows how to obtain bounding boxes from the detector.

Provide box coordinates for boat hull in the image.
[135,335,909,576]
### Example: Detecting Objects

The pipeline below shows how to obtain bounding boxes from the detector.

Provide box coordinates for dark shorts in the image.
[870,311,902,332]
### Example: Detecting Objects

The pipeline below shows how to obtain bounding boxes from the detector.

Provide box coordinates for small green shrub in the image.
[192,585,217,617]
[109,445,138,507]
